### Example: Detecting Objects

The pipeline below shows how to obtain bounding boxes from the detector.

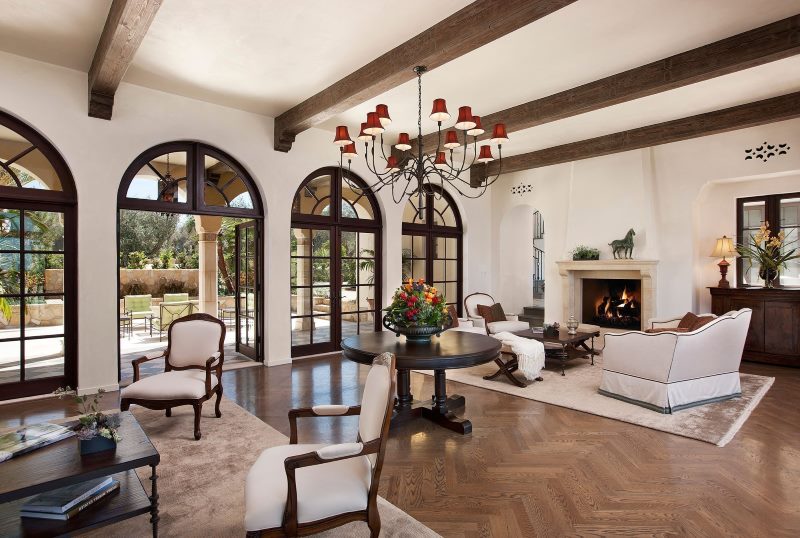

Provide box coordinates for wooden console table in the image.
[710,286,800,367]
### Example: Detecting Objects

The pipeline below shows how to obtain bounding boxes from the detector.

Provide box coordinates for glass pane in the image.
[312,287,331,311]
[0,209,20,250]
[341,258,357,287]
[312,316,331,344]
[0,339,20,384]
[0,253,20,294]
[341,231,357,257]
[411,260,426,281]
[24,211,64,251]
[291,228,311,256]
[204,156,253,209]
[8,148,62,191]
[358,286,375,311]
[0,297,21,340]
[313,260,331,285]
[341,313,359,338]
[341,179,374,219]
[359,232,376,256]
[126,152,188,204]
[291,319,311,346]
[403,197,425,224]
[311,229,330,256]
[293,257,311,287]
[25,254,63,294]
[293,174,332,216]
[446,260,458,280]
[445,282,457,305]
[25,337,64,380]
[291,287,312,316]
[359,311,375,336]
[433,195,456,227]
[780,197,800,286]
[434,236,458,259]
[433,260,445,281]
[413,236,426,256]
[342,286,358,314]
[358,256,375,286]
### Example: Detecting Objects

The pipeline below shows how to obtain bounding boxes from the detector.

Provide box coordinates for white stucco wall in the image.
[0,51,492,393]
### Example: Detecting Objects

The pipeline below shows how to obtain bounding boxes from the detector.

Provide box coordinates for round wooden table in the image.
[341,331,501,434]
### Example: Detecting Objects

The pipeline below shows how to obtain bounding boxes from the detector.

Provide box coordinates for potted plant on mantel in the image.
[571,245,600,261]
[736,221,799,288]
[55,387,122,455]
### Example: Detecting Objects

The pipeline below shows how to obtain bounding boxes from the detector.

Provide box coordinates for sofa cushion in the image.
[677,312,699,330]
[645,327,689,334]
[690,316,716,331]
[487,320,529,333]
[446,305,459,327]
[121,370,217,400]
[245,443,371,531]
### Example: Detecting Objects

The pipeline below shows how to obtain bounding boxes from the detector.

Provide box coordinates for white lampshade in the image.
[710,236,736,259]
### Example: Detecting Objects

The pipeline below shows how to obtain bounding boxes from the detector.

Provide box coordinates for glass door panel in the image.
[780,197,800,286]
[290,227,333,351]
[340,230,377,338]
[235,221,259,360]
[432,234,459,309]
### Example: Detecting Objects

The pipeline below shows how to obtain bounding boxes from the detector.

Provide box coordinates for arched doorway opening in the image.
[0,111,77,400]
[401,186,463,314]
[117,142,264,382]
[290,167,382,357]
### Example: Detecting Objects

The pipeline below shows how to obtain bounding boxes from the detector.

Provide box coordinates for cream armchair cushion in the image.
[487,319,529,333]
[121,370,218,400]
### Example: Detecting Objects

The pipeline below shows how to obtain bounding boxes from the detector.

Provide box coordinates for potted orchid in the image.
[383,279,451,342]
[736,221,799,288]
[55,387,122,455]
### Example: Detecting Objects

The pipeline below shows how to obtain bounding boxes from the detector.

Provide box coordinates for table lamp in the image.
[710,235,737,288]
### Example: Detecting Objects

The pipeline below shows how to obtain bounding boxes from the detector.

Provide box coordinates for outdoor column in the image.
[195,215,223,316]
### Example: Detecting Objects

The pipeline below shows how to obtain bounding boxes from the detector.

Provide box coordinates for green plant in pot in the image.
[571,245,600,261]
[54,387,122,455]
[736,221,798,288]
[383,279,451,342]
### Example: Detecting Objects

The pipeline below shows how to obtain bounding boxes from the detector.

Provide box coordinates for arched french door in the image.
[0,111,77,400]
[117,142,264,378]
[402,186,463,315]
[290,167,382,357]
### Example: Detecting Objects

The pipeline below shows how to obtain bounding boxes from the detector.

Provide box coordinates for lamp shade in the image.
[467,115,485,137]
[444,130,460,149]
[710,235,737,258]
[376,104,391,127]
[455,106,476,130]
[490,123,509,144]
[430,98,450,122]
[395,132,412,151]
[333,126,352,146]
[434,151,448,168]
[386,155,399,172]
[341,143,357,161]
[477,145,494,163]
[364,112,385,135]
[357,122,371,142]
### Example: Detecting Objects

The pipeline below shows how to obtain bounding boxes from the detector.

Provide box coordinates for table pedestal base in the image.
[392,370,473,434]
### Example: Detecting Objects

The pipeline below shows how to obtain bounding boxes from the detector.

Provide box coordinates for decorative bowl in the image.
[382,315,451,343]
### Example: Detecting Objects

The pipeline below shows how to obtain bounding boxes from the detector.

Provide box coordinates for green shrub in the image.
[571,245,600,260]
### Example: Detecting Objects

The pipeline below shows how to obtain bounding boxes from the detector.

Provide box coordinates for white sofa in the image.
[599,308,752,413]
[464,292,528,334]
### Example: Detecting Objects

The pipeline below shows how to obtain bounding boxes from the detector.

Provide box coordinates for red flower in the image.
[431,296,439,304]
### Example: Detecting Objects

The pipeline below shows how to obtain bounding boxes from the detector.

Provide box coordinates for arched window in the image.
[0,111,77,400]
[291,167,382,356]
[402,186,463,315]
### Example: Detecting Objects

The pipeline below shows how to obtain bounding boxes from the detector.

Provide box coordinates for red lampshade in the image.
[386,155,400,172]
[357,122,371,142]
[333,126,352,146]
[396,132,412,151]
[434,151,448,168]
[364,112,384,135]
[376,104,392,127]
[467,115,485,137]
[455,106,476,130]
[491,123,509,144]
[444,130,460,149]
[477,145,494,163]
[341,143,357,161]
[430,98,450,122]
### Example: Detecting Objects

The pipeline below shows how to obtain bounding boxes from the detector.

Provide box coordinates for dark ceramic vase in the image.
[80,436,117,456]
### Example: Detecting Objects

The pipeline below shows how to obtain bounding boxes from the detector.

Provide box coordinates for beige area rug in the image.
[417,357,773,447]
[87,398,439,537]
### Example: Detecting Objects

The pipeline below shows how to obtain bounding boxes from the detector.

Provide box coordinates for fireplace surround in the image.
[556,260,658,332]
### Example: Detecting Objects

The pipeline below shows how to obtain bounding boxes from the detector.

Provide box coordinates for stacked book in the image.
[20,477,120,520]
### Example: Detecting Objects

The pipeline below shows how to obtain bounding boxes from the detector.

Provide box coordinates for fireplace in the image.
[581,278,641,330]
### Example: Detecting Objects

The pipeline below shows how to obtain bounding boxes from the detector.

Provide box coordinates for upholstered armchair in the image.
[120,313,225,440]
[464,292,529,334]
[245,353,397,537]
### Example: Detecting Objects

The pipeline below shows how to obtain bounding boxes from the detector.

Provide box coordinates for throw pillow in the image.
[691,315,716,331]
[677,312,699,330]
[476,304,494,322]
[489,303,506,322]
[644,327,689,334]
[446,305,459,327]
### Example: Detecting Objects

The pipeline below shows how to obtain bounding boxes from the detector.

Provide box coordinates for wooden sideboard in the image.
[710,287,800,367]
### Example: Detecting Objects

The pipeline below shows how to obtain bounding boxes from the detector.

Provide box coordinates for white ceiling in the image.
[0,0,799,158]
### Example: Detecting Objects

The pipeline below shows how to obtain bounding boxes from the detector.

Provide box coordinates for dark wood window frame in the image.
[0,111,78,400]
[402,186,464,316]
[290,167,383,357]
[736,191,800,288]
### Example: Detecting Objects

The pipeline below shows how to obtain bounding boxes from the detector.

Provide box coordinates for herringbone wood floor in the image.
[2,357,798,537]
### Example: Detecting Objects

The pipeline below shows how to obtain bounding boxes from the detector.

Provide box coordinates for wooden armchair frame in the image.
[120,313,225,440]
[247,354,397,538]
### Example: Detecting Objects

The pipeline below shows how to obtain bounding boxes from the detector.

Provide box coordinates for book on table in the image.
[0,423,75,462]
[20,478,120,520]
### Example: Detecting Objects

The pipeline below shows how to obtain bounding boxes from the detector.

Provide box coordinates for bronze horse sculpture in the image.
[609,229,636,259]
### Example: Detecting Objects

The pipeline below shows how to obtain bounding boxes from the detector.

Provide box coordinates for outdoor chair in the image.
[163,292,189,303]
[156,301,196,340]
[123,294,155,335]
[121,313,225,440]
[245,353,396,537]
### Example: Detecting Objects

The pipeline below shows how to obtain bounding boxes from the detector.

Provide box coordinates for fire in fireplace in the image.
[581,278,641,330]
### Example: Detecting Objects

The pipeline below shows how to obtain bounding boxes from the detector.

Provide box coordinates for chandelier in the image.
[333,65,507,209]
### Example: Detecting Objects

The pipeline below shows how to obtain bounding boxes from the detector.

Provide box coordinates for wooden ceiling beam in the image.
[471,91,800,180]
[88,0,162,120]
[422,14,800,154]
[272,0,577,152]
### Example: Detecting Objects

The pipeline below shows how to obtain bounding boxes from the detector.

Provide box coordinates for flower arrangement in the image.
[55,387,122,443]
[383,279,450,337]
[736,221,799,288]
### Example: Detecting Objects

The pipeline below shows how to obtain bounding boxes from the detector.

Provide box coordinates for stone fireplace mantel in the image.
[556,259,658,330]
